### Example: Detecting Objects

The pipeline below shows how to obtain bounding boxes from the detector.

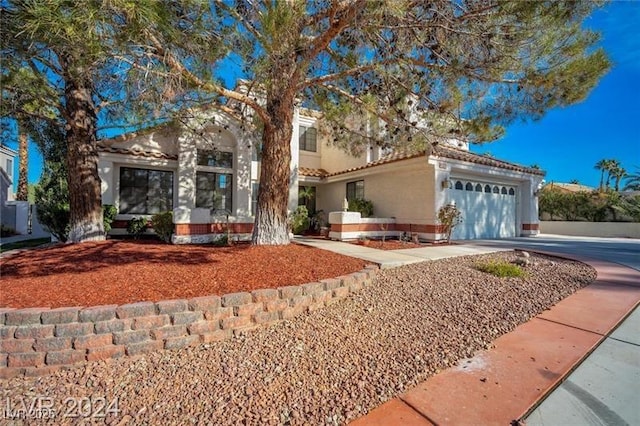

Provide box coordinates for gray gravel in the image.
[1,251,596,425]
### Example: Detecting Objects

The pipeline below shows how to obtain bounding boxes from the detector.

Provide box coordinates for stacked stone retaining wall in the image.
[0,265,378,379]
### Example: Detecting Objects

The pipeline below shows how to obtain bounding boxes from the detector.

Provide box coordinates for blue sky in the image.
[469,1,640,187]
[9,0,640,190]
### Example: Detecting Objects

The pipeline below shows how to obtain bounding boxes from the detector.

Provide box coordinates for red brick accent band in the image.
[0,265,379,379]
[521,223,540,231]
[175,223,254,236]
[330,223,446,234]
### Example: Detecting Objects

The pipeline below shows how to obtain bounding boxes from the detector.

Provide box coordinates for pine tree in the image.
[128,1,609,244]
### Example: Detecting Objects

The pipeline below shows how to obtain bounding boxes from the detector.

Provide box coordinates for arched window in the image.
[475,184,482,192]
[509,188,515,196]
[455,181,463,190]
[484,185,491,193]
[501,187,508,194]
[493,186,500,194]
[465,182,473,191]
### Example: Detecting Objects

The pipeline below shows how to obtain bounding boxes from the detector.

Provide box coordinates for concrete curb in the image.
[350,251,640,425]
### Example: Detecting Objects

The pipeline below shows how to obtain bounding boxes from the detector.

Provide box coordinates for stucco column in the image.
[520,176,543,236]
[98,159,114,205]
[288,108,300,213]
[174,134,197,223]
[235,133,252,220]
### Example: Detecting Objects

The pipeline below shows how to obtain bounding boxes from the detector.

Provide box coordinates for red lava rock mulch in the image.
[0,240,367,309]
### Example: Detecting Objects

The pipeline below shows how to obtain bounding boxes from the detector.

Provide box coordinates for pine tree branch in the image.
[142,29,273,131]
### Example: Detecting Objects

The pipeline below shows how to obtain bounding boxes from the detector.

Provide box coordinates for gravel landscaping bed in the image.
[1,251,596,425]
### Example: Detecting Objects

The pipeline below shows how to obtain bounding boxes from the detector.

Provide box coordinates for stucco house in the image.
[98,105,544,243]
[0,144,17,206]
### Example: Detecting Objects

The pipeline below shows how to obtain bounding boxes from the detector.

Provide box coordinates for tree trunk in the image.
[16,124,28,201]
[251,95,295,245]
[64,76,104,243]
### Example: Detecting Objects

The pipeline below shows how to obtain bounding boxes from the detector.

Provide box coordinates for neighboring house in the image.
[543,182,595,194]
[98,105,544,243]
[0,144,17,204]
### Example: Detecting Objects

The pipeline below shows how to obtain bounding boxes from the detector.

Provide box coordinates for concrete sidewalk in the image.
[294,237,508,268]
[295,237,640,425]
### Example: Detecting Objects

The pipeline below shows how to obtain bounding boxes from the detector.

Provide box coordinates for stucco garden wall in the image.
[0,266,378,378]
[540,221,640,239]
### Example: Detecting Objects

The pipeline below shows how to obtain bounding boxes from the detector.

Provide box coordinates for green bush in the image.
[1,225,17,238]
[289,205,310,234]
[35,169,70,242]
[348,198,374,218]
[476,261,525,278]
[126,217,148,239]
[211,234,229,247]
[438,203,463,243]
[151,211,174,243]
[102,205,118,233]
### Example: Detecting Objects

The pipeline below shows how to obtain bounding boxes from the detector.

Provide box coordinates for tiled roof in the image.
[324,145,544,178]
[433,145,546,176]
[97,142,178,160]
[327,150,425,177]
[299,167,329,178]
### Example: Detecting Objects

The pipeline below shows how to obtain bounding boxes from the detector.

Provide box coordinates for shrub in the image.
[1,225,17,238]
[151,211,174,243]
[438,203,463,243]
[289,205,310,234]
[211,234,229,247]
[102,205,118,233]
[126,217,148,239]
[476,261,525,278]
[34,170,70,242]
[348,198,374,218]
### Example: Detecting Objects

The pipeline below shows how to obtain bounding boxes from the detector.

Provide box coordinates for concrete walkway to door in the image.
[294,237,509,268]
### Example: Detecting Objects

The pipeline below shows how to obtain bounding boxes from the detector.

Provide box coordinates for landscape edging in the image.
[0,264,379,379]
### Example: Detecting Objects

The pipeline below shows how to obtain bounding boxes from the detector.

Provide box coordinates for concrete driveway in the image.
[467,233,640,271]
[468,234,640,425]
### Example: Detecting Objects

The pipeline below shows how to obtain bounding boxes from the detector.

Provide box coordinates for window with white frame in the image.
[251,182,259,216]
[196,172,232,211]
[119,167,174,214]
[299,126,317,152]
[195,148,234,212]
[197,150,233,168]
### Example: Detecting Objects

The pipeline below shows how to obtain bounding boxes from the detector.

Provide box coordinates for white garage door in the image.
[447,180,517,240]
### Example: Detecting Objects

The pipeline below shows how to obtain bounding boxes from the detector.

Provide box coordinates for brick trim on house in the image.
[174,223,254,236]
[522,223,540,231]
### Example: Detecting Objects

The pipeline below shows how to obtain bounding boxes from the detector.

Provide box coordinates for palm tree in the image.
[594,159,608,191]
[604,159,620,190]
[610,165,626,192]
[16,123,28,201]
[623,167,640,191]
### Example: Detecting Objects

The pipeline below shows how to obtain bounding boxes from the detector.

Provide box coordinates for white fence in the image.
[540,221,640,239]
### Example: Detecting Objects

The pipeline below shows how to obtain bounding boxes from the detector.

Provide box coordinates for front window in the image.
[197,150,233,168]
[299,126,317,152]
[346,180,364,201]
[196,172,232,211]
[119,167,174,214]
[251,182,259,216]
[5,159,12,175]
